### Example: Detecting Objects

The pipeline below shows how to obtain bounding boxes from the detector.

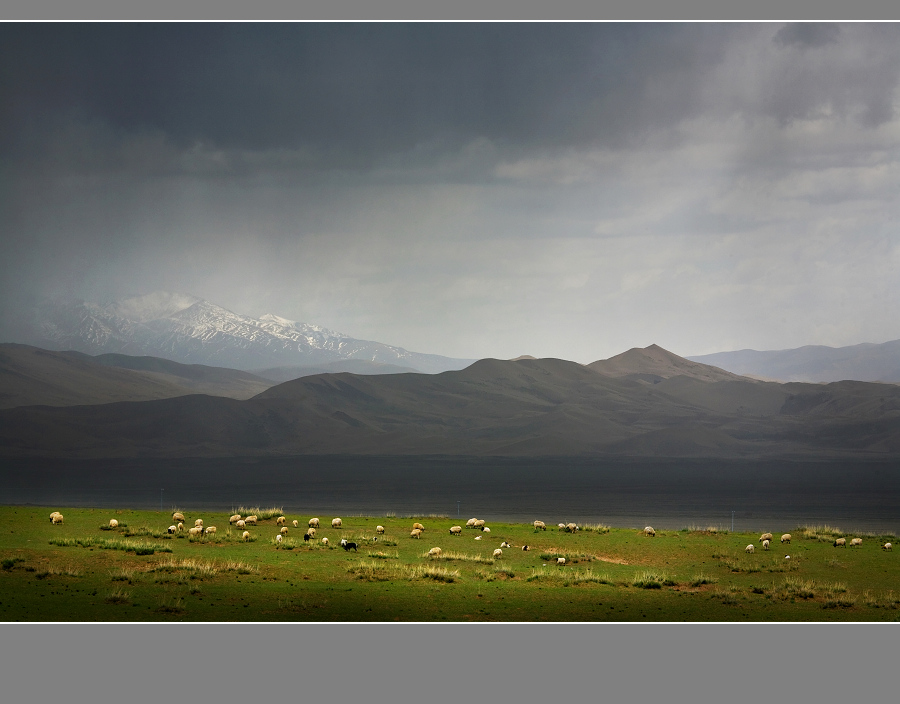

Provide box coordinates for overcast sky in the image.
[2,23,899,362]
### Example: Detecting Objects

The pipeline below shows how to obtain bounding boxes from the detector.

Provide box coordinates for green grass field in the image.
[2,506,897,621]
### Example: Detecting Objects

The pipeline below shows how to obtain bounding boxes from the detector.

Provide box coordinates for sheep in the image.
[533,520,546,531]
[410,528,422,539]
[245,515,258,525]
[194,518,204,528]
[781,534,792,544]
[566,523,578,533]
[303,532,311,542]
[188,526,202,537]
[205,526,216,535]
[644,526,656,537]
[482,527,491,533]
[309,518,320,528]
[882,543,892,551]
[236,520,246,529]
[321,537,329,546]
[342,541,358,552]
[762,539,770,551]
[172,512,185,523]
[850,538,863,547]
[167,525,177,534]
[51,513,64,524]
[229,514,241,524]
[376,525,385,534]
[275,534,283,543]
[759,533,773,543]
[474,536,482,540]
[242,531,250,541]
[557,557,566,565]
[109,519,118,529]
[428,547,443,557]
[493,548,503,558]
[412,522,425,532]
[332,518,342,529]
[522,545,529,551]
[466,518,478,528]
[176,522,184,532]
[50,511,61,522]
[500,541,511,548]
[292,520,299,528]
[276,516,286,526]
[834,538,847,547]
[473,519,485,530]
[745,544,755,553]
[307,527,316,538]
[449,526,462,535]
[558,523,566,530]
[280,527,289,536]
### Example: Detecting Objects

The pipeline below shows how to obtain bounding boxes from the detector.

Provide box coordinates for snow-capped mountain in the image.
[28,291,475,374]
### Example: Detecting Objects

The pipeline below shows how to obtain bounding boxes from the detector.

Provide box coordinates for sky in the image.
[2,23,899,363]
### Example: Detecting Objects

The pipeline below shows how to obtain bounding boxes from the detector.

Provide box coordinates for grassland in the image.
[1,506,897,621]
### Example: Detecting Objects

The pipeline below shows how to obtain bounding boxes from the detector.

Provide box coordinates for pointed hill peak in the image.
[587,344,750,383]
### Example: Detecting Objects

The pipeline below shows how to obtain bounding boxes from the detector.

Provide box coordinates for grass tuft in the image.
[105,588,131,604]
[632,571,674,589]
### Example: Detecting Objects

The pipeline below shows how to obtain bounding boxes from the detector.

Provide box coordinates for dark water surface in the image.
[3,456,899,533]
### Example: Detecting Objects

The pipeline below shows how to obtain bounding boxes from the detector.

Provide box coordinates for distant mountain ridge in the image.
[588,344,747,383]
[688,340,900,383]
[26,291,475,374]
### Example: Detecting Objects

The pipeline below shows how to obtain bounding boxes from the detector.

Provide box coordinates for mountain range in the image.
[3,343,900,460]
[25,291,474,374]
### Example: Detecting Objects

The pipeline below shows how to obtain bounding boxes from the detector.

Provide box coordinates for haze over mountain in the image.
[688,340,900,384]
[3,347,899,460]
[0,343,274,409]
[25,292,475,375]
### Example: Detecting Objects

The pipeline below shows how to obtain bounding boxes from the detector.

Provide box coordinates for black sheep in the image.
[342,541,358,552]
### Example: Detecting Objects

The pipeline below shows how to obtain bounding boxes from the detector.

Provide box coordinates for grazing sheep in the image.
[309,518,320,528]
[342,541,358,552]
[473,520,485,530]
[759,533,773,543]
[482,527,491,533]
[558,523,566,530]
[242,531,250,541]
[236,520,246,529]
[307,527,316,538]
[292,520,299,528]
[275,534,282,543]
[410,529,422,539]
[321,538,329,546]
[167,525,177,534]
[500,541,511,548]
[172,512,185,523]
[533,521,546,531]
[245,516,258,525]
[280,527,289,536]
[557,557,566,565]
[474,536,482,541]
[177,522,184,532]
[781,534,792,544]
[644,526,656,537]
[229,514,241,524]
[109,519,118,528]
[834,538,847,547]
[376,525,385,534]
[882,543,892,551]
[566,523,578,533]
[762,539,770,551]
[522,545,529,551]
[412,522,425,531]
[50,511,61,522]
[276,516,286,526]
[466,518,478,528]
[449,526,462,535]
[51,513,64,524]
[194,519,204,528]
[850,538,863,547]
[745,544,755,553]
[493,548,503,558]
[428,547,443,557]
[189,526,202,537]
[303,532,311,542]
[332,518,342,529]
[205,526,216,535]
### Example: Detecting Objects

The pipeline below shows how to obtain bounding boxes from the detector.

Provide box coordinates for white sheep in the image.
[644,526,656,537]
[172,512,185,523]
[482,527,491,533]
[242,531,251,541]
[236,520,246,529]
[474,536,482,540]
[500,541,511,548]
[229,514,241,524]
[428,547,443,557]
[275,534,282,543]
[412,522,425,531]
[50,511,61,522]
[321,537,329,546]
[280,526,289,535]
[759,532,773,543]
[533,520,546,531]
[176,522,184,532]
[566,523,578,533]
[332,518,342,529]
[189,526,202,537]
[292,520,299,528]
[276,516,286,526]
[194,518,204,528]
[309,518,320,528]
[883,543,892,551]
[205,526,216,535]
[376,525,385,534]
[762,539,770,550]
[307,527,316,537]
[245,515,258,525]
[745,544,755,553]
[557,557,566,565]
[167,525,177,534]
[473,520,485,530]
[558,523,566,530]
[493,548,503,558]
[850,538,863,547]
[449,526,462,535]
[834,538,846,547]
[410,528,422,539]
[109,519,118,529]
[466,518,477,528]
[781,533,792,544]
[51,513,64,524]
